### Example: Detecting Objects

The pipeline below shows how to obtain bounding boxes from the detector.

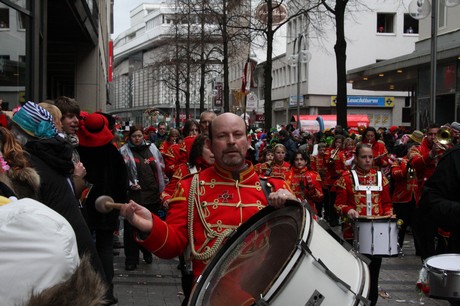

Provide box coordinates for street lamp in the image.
[288,33,311,132]
[409,0,460,124]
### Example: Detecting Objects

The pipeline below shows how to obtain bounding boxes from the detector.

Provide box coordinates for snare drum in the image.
[353,217,399,256]
[189,202,370,306]
[425,254,460,301]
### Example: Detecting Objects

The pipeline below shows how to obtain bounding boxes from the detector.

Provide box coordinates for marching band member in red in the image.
[343,137,356,170]
[408,124,455,259]
[163,119,199,178]
[390,131,422,253]
[254,148,274,175]
[310,142,326,179]
[335,143,393,306]
[323,135,345,226]
[159,128,180,155]
[160,134,215,208]
[257,144,290,179]
[120,113,295,305]
[287,150,323,214]
[407,125,443,206]
[361,127,388,170]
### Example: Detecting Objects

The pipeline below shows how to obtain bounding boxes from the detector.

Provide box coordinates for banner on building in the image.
[108,40,113,82]
[213,82,223,108]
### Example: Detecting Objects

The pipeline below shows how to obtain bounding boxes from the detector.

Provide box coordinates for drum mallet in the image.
[95,195,124,213]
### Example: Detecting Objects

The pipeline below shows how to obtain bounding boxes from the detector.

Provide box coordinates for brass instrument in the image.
[328,147,340,163]
[436,126,453,146]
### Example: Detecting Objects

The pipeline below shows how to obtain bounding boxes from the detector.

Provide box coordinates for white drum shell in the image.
[354,219,399,256]
[425,254,460,301]
[265,211,370,306]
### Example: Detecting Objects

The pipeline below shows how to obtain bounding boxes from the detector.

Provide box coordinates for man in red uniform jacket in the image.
[407,125,442,205]
[120,113,295,301]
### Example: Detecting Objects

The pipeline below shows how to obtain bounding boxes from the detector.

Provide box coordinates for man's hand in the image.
[347,209,359,220]
[120,200,153,234]
[73,161,86,178]
[268,188,297,209]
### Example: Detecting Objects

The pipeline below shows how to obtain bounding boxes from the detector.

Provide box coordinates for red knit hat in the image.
[77,113,113,147]
[389,126,398,134]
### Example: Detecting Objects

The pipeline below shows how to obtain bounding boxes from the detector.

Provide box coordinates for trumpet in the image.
[328,147,340,163]
[436,126,453,146]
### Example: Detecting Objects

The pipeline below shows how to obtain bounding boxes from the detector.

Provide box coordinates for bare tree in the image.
[320,0,349,128]
[241,0,321,130]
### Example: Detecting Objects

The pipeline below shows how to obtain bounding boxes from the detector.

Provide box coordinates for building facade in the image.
[0,0,112,112]
[109,2,227,128]
[243,0,419,130]
[348,1,460,130]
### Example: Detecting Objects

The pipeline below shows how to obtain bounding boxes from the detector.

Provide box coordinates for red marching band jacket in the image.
[390,157,418,204]
[335,168,393,240]
[286,167,323,213]
[136,162,293,281]
[407,138,438,205]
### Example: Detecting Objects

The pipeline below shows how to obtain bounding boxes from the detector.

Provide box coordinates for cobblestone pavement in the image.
[112,230,450,306]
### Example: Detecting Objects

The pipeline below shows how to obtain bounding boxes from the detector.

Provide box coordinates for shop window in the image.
[403,13,418,34]
[376,13,395,33]
[0,8,9,29]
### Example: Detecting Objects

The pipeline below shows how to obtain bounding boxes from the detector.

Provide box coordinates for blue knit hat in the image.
[12,101,58,139]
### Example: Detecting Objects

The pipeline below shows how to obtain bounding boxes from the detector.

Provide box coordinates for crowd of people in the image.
[1,99,459,306]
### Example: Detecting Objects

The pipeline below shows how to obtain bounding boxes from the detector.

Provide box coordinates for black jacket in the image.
[77,143,128,231]
[25,136,106,278]
[419,146,460,257]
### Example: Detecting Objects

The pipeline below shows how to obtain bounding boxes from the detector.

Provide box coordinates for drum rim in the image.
[425,253,460,273]
[189,201,305,305]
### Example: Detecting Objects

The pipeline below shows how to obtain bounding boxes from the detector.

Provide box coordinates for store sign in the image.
[290,95,304,107]
[331,96,394,108]
[246,93,258,110]
[255,114,265,122]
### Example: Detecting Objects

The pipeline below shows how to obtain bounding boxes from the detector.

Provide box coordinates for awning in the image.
[291,114,370,133]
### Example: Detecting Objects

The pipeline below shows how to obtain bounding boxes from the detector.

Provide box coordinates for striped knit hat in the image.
[12,101,58,139]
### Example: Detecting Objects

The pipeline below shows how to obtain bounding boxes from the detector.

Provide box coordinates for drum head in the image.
[426,254,460,272]
[189,203,306,306]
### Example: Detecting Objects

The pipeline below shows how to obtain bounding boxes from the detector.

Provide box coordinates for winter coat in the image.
[77,143,128,231]
[419,146,460,257]
[24,136,106,278]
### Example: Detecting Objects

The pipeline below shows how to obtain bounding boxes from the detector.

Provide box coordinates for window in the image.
[438,0,446,29]
[0,8,9,29]
[376,13,395,33]
[403,13,419,34]
[17,11,28,30]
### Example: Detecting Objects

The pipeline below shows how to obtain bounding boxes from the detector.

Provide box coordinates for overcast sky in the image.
[112,0,147,39]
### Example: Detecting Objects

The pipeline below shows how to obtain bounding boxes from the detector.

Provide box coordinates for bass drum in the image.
[189,202,370,306]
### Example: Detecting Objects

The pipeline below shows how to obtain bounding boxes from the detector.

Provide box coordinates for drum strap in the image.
[351,170,382,216]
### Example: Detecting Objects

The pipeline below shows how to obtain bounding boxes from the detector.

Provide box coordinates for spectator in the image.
[119,125,166,271]
[10,101,113,304]
[77,112,129,305]
[199,111,216,135]
[151,122,168,148]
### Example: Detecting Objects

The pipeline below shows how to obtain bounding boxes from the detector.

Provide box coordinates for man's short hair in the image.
[279,129,289,138]
[54,96,80,116]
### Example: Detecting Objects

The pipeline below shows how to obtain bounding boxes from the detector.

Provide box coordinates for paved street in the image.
[113,230,450,306]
